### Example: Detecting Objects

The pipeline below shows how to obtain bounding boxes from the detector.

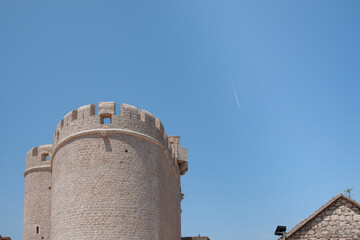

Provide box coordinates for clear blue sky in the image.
[1,1,360,239]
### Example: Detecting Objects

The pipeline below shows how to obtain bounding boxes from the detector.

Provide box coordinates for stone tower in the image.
[23,145,52,240]
[23,102,188,240]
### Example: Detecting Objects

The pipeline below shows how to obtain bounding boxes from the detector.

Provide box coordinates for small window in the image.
[36,226,40,234]
[100,114,112,124]
[103,118,111,124]
[41,153,49,162]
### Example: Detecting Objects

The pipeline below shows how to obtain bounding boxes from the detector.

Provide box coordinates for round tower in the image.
[23,144,52,240]
[50,102,188,240]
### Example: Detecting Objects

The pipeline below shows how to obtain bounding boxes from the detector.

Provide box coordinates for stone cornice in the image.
[24,165,51,177]
[51,128,180,184]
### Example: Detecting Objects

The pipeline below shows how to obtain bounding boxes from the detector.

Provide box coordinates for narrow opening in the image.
[100,114,112,124]
[41,153,49,162]
[103,118,111,124]
[56,131,59,140]
[116,103,121,116]
[36,226,39,234]
[95,103,99,115]
[125,149,128,153]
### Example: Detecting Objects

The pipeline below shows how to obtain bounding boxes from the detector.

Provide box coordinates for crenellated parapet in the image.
[24,101,189,240]
[25,144,52,176]
[52,102,188,179]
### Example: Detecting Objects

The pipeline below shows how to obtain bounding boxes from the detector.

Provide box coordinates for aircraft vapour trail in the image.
[232,80,240,109]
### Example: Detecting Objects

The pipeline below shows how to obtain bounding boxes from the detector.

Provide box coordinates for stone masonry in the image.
[23,102,188,240]
[286,194,360,239]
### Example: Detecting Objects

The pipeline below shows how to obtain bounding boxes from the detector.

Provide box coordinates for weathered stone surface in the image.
[23,102,189,240]
[23,145,52,240]
[287,195,360,240]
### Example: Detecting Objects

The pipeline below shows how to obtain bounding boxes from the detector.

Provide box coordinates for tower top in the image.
[52,102,188,176]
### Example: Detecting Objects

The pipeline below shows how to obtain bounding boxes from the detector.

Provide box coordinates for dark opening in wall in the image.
[41,153,49,162]
[36,226,39,234]
[100,114,112,124]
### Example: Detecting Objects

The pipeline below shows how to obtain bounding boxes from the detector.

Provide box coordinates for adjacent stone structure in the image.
[286,193,360,239]
[0,236,11,240]
[23,102,188,240]
[182,237,210,240]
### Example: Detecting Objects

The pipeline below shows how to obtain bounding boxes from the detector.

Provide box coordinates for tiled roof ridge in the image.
[0,235,11,240]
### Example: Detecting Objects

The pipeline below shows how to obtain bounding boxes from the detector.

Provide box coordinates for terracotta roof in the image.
[0,236,11,240]
[182,237,210,240]
[285,193,360,239]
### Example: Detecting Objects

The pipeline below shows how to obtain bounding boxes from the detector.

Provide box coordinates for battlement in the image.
[52,102,188,177]
[25,144,52,173]
[169,136,188,175]
[24,102,189,240]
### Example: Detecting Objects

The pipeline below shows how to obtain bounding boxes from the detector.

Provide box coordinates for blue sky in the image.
[1,1,360,239]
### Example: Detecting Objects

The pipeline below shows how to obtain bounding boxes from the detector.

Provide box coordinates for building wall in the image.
[23,145,52,240]
[288,197,360,239]
[47,102,183,240]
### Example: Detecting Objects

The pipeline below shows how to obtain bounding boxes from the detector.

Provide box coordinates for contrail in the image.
[232,80,240,109]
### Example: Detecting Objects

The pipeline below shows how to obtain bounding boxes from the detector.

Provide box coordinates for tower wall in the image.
[23,145,52,240]
[50,102,186,240]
